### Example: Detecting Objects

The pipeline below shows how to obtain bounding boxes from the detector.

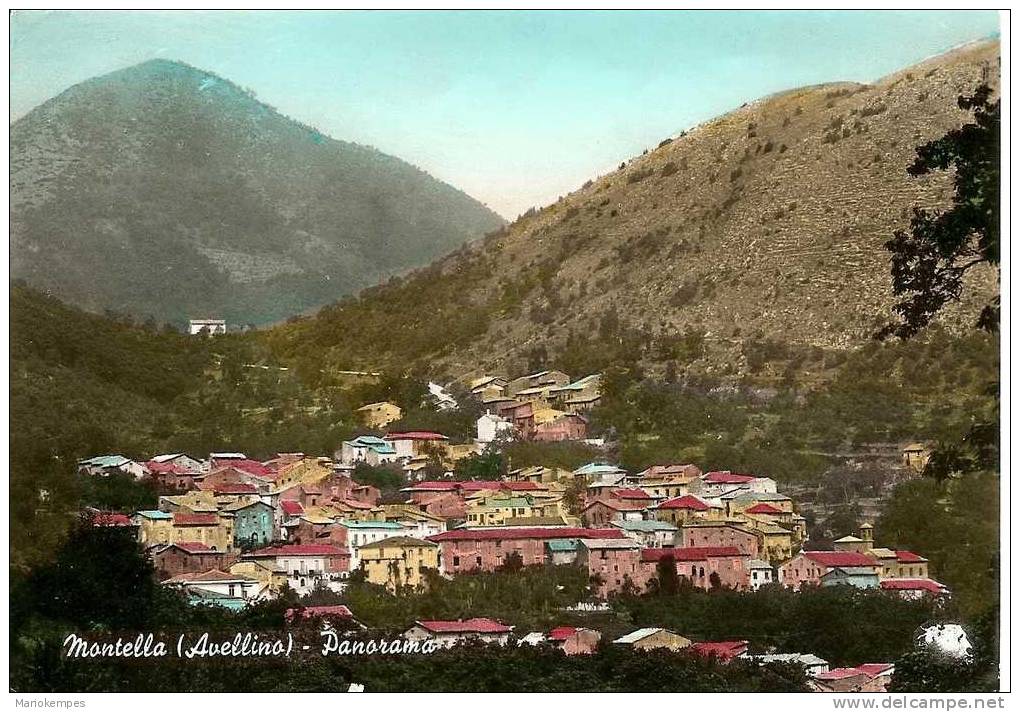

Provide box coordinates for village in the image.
[79,369,947,693]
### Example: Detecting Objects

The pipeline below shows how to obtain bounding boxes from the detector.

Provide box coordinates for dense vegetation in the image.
[10,58,503,325]
[10,523,997,692]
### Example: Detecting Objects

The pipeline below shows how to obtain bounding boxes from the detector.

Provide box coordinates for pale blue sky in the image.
[10,10,999,218]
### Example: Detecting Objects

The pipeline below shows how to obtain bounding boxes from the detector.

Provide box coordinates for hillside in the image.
[266,40,999,385]
[10,59,504,326]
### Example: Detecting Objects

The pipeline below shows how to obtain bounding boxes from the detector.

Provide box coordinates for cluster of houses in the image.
[82,444,947,611]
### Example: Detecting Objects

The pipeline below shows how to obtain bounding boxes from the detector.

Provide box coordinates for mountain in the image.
[10,59,504,326]
[266,40,1000,385]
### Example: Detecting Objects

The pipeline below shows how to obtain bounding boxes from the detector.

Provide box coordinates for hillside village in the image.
[78,367,947,693]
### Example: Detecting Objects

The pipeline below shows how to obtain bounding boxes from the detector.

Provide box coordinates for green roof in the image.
[546,539,579,552]
[135,510,173,520]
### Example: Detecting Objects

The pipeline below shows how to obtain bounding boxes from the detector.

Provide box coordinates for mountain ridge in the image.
[10,58,505,326]
[265,39,1000,385]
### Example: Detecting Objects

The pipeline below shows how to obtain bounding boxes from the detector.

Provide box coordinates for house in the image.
[428,527,620,573]
[78,455,148,479]
[748,559,774,590]
[340,520,408,570]
[611,519,678,548]
[164,569,260,609]
[381,505,447,539]
[150,453,204,472]
[496,402,537,439]
[820,566,880,590]
[477,411,514,444]
[404,618,512,648]
[652,494,715,526]
[337,436,399,466]
[147,462,199,494]
[902,442,932,472]
[690,640,749,662]
[188,319,226,335]
[744,653,829,677]
[469,375,509,399]
[356,401,402,430]
[580,498,647,527]
[548,374,602,413]
[133,509,175,547]
[546,538,581,565]
[612,628,692,652]
[520,627,599,654]
[467,493,537,527]
[573,463,628,482]
[224,500,275,550]
[643,546,749,590]
[533,413,588,442]
[681,522,760,557]
[701,470,778,496]
[428,382,458,410]
[149,541,231,581]
[880,578,949,599]
[242,543,349,595]
[506,370,571,397]
[549,626,601,655]
[358,536,440,592]
[743,520,798,562]
[779,551,880,590]
[637,464,704,499]
[172,512,235,553]
[384,431,450,460]
[577,538,645,597]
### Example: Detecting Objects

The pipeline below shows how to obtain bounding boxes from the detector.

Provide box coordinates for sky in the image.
[10,10,1000,218]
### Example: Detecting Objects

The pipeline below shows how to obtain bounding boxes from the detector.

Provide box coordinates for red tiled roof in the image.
[280,500,305,516]
[174,513,219,526]
[213,458,273,478]
[245,544,346,557]
[167,569,249,583]
[338,498,374,510]
[704,471,757,484]
[213,483,258,495]
[548,626,578,641]
[407,481,460,491]
[642,546,744,562]
[385,431,449,441]
[285,605,353,622]
[172,541,215,554]
[689,640,749,661]
[611,488,653,499]
[657,495,710,511]
[804,551,877,567]
[880,578,945,594]
[895,550,927,563]
[416,618,511,634]
[91,511,134,527]
[429,527,621,542]
[744,503,783,515]
[146,461,190,475]
[857,663,895,677]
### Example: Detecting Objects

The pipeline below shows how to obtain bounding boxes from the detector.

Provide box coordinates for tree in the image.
[654,555,680,595]
[880,85,1000,339]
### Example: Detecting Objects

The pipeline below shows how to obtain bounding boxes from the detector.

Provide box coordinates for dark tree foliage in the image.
[880,85,1000,339]
[453,450,506,480]
[352,461,406,494]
